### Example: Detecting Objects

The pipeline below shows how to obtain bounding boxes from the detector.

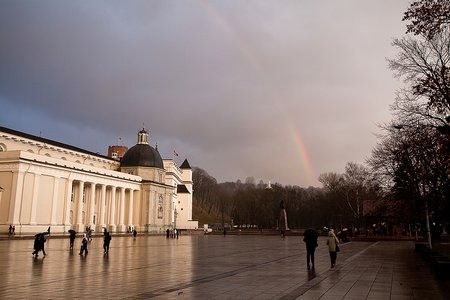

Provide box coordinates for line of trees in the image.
[192,164,380,231]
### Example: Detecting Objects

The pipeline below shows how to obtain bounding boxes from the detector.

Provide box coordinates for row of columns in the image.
[5,170,174,234]
[68,179,135,233]
[5,168,141,234]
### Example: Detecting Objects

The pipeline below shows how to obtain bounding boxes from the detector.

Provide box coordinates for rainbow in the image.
[289,126,316,186]
[199,1,316,186]
[199,0,263,71]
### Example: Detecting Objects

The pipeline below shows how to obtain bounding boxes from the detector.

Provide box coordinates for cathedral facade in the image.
[0,126,198,234]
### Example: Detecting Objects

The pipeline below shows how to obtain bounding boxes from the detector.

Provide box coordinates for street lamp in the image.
[423,192,433,249]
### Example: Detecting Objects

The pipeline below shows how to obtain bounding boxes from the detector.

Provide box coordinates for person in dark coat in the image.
[133,229,137,239]
[103,232,112,254]
[32,234,46,257]
[69,231,76,250]
[303,228,319,269]
[79,234,88,255]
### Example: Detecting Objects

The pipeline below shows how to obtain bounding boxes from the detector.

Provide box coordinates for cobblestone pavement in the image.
[0,235,449,299]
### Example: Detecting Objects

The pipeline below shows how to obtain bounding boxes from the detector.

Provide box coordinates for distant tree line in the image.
[192,164,380,231]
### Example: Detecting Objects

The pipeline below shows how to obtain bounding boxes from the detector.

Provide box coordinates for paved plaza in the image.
[0,234,449,299]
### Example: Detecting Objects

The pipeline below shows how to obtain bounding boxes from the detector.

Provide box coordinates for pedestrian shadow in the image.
[307,268,316,281]
[103,253,110,272]
[32,256,45,276]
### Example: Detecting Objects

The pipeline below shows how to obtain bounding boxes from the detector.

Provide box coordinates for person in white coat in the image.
[326,229,340,268]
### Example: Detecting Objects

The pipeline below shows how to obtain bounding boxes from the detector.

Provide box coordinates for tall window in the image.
[71,186,75,202]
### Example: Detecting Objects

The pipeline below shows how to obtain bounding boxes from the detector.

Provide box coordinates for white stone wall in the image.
[0,127,198,234]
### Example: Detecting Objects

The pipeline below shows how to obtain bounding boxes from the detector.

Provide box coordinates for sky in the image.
[0,0,411,187]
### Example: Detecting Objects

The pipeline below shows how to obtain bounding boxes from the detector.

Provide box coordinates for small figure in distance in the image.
[133,229,137,239]
[303,228,319,270]
[69,229,76,250]
[32,233,47,257]
[79,234,88,255]
[327,229,340,268]
[103,232,112,254]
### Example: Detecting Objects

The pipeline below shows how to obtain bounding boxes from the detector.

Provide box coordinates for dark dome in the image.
[120,144,164,168]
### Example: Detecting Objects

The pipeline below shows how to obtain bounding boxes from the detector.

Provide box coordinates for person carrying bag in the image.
[326,229,340,268]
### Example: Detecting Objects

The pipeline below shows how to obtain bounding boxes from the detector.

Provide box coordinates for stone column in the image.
[89,183,96,229]
[109,186,116,232]
[147,191,153,228]
[29,173,41,226]
[128,189,134,229]
[97,184,106,232]
[75,181,85,232]
[118,187,126,232]
[50,177,59,225]
[64,178,73,231]
[7,171,24,226]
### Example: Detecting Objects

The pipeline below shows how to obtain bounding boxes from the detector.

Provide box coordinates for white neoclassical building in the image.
[0,126,198,235]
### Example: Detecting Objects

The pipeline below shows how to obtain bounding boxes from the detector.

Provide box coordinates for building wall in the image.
[0,127,197,234]
[163,159,198,229]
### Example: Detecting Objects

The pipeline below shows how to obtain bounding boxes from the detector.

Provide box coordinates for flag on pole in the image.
[173,149,179,157]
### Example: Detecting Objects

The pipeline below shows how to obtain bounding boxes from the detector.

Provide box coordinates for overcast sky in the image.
[0,0,411,187]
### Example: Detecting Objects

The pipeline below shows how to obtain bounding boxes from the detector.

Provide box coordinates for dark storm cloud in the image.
[1,0,410,186]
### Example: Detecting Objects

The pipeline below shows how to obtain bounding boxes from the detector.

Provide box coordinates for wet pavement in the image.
[0,235,449,299]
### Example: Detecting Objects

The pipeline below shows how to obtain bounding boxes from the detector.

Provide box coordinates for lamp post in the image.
[424,196,432,249]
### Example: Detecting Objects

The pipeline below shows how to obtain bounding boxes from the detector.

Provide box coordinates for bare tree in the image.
[319,164,376,230]
[388,29,450,121]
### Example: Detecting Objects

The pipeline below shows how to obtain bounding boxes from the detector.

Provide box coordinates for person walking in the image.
[79,234,88,255]
[32,233,46,257]
[69,230,76,250]
[32,234,41,257]
[133,229,137,239]
[103,232,112,254]
[303,228,319,270]
[86,227,93,242]
[326,229,340,268]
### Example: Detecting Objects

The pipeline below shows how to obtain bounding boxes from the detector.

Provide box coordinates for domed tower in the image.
[120,128,165,182]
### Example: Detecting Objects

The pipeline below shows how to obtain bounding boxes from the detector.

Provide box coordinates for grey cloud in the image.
[1,0,411,186]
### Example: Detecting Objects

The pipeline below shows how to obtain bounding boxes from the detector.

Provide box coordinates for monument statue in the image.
[279,200,289,236]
